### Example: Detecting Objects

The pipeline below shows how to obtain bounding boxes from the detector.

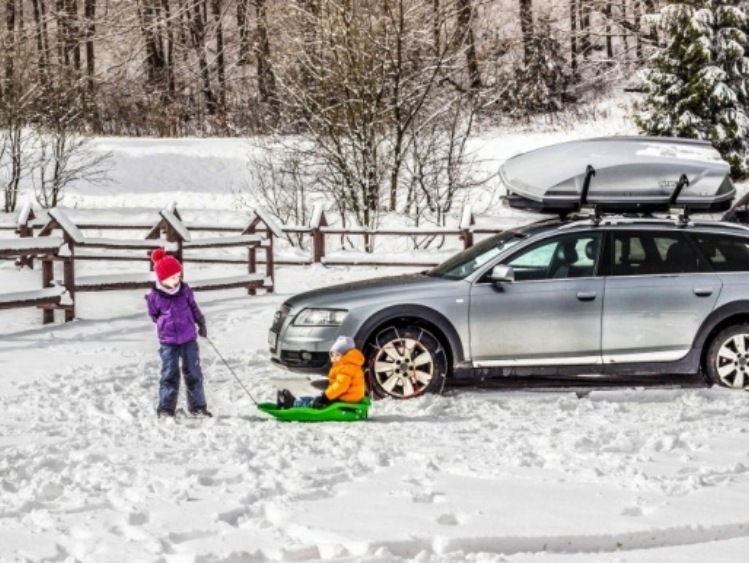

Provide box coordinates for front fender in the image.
[354,304,466,366]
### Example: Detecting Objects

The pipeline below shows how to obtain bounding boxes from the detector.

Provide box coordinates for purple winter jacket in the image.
[146,283,204,345]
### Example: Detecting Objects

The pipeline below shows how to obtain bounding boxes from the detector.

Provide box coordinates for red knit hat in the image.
[151,248,182,282]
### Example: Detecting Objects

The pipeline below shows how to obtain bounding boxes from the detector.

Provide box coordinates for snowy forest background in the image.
[2,0,749,237]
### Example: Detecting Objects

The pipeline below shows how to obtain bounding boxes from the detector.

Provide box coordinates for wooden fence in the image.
[1,202,512,324]
[274,204,508,267]
[0,204,278,323]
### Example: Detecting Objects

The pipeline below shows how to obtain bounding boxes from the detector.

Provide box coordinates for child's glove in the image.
[311,394,331,409]
[197,318,208,338]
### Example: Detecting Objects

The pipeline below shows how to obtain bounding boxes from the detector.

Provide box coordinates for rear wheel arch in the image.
[695,302,749,356]
[696,303,749,386]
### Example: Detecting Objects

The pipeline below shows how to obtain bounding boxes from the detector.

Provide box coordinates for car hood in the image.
[500,136,735,213]
[284,273,452,309]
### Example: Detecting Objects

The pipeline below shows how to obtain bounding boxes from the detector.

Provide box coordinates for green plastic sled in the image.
[257,397,371,422]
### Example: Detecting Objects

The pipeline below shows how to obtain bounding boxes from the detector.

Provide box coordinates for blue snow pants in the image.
[158,340,207,413]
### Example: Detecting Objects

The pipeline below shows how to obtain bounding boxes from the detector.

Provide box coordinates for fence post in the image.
[41,255,55,324]
[63,240,76,322]
[310,204,327,263]
[15,203,36,269]
[40,209,85,323]
[265,227,275,294]
[459,203,475,249]
[247,223,258,296]
[243,208,282,295]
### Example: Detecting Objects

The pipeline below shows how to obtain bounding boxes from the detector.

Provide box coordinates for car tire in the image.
[705,323,749,389]
[365,324,448,399]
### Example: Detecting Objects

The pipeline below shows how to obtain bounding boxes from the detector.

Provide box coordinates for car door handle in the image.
[576,291,597,301]
[693,287,714,297]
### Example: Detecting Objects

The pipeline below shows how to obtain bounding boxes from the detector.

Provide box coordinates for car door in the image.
[601,230,722,364]
[469,232,604,367]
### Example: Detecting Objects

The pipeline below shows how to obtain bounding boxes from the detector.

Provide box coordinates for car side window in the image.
[505,233,601,281]
[611,232,703,276]
[691,233,749,272]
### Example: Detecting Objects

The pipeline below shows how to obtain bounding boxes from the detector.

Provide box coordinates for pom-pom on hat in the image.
[151,248,182,282]
[330,336,356,355]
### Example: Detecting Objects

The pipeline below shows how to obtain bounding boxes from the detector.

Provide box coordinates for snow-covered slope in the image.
[3,104,749,561]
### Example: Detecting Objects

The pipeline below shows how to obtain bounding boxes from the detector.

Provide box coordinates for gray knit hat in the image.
[330,336,356,355]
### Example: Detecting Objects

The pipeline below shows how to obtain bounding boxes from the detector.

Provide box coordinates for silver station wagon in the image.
[269,137,749,399]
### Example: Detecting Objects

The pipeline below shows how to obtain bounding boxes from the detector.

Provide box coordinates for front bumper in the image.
[271,351,329,372]
[268,304,338,374]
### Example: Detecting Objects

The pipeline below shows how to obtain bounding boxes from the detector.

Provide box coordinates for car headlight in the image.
[293,308,348,327]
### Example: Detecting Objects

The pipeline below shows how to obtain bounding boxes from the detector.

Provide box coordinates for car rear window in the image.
[691,233,749,272]
[611,231,705,276]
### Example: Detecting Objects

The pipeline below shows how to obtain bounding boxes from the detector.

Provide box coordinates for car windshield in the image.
[427,231,526,279]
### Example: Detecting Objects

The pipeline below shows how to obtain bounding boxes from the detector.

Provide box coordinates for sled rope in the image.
[205,336,258,405]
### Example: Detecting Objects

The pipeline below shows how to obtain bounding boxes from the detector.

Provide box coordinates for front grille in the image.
[281,350,328,370]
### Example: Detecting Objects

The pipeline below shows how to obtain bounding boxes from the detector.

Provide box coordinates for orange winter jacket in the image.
[324,348,367,403]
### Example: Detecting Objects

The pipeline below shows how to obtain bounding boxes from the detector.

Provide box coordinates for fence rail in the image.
[1,202,516,324]
[0,204,277,324]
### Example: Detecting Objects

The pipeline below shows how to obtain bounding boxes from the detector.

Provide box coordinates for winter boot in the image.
[276,389,296,409]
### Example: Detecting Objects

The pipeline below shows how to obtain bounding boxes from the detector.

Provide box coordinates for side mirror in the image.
[490,264,515,283]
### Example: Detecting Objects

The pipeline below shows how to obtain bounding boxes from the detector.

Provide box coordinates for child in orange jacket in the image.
[277,336,367,409]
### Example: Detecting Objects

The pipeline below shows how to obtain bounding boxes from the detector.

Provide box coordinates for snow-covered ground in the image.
[3,102,749,562]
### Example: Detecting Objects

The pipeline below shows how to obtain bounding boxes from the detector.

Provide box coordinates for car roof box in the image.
[499,136,736,214]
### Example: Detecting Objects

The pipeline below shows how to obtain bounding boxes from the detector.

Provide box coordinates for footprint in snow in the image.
[437,512,466,526]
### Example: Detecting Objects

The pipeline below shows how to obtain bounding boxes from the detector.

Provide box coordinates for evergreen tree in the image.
[498,16,574,117]
[636,0,749,178]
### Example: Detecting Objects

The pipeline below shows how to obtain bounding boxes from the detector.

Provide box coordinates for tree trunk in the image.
[604,1,613,61]
[519,0,533,65]
[643,0,657,47]
[432,0,440,54]
[138,0,164,85]
[60,0,81,71]
[188,0,217,115]
[4,126,22,213]
[570,0,577,74]
[621,0,629,57]
[634,0,642,61]
[237,0,250,65]
[84,0,95,94]
[5,0,15,96]
[161,0,175,96]
[580,0,591,60]
[32,0,51,77]
[256,0,278,110]
[212,0,226,109]
[456,0,481,90]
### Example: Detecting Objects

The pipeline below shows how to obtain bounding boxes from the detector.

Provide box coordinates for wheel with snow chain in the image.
[705,324,749,389]
[365,324,448,399]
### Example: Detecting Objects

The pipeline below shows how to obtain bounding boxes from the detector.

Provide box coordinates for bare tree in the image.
[240,137,313,248]
[0,16,37,213]
[32,129,111,208]
[269,0,482,250]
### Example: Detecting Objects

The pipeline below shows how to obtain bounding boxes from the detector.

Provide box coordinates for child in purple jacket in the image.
[146,249,212,418]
